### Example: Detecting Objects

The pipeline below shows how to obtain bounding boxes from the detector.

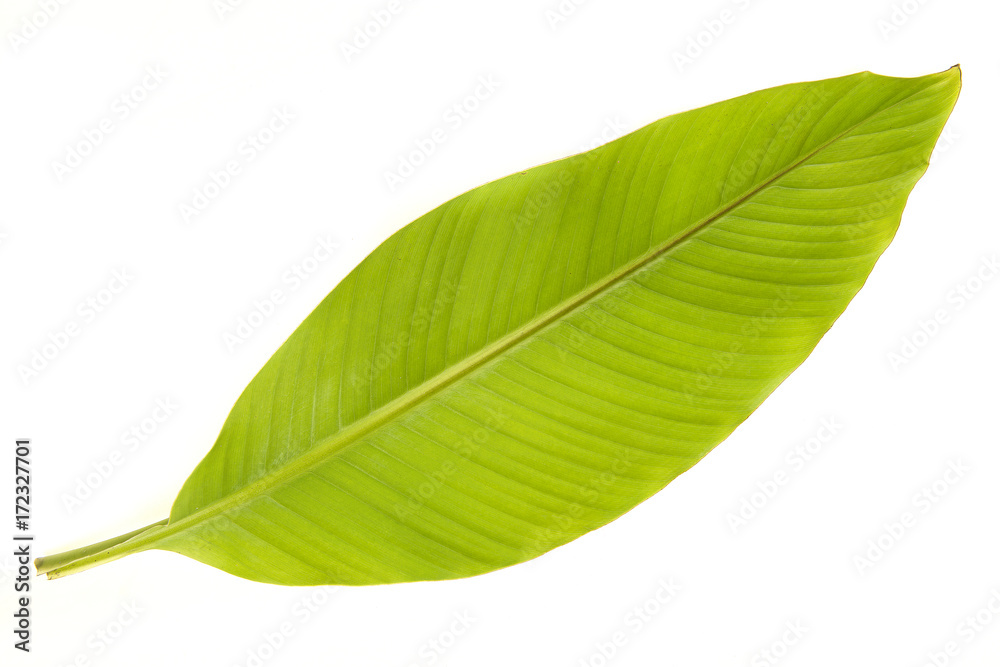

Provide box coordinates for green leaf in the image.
[37,66,961,585]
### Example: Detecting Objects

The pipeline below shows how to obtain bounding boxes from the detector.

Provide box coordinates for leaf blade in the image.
[40,67,961,584]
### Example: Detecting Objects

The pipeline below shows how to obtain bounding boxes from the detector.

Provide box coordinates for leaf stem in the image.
[35,518,168,579]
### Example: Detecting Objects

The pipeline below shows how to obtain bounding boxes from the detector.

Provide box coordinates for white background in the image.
[2,0,998,665]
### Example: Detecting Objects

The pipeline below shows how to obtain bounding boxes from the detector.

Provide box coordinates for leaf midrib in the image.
[136,76,942,555]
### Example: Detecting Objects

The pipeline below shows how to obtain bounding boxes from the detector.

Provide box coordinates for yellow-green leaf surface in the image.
[37,67,961,585]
